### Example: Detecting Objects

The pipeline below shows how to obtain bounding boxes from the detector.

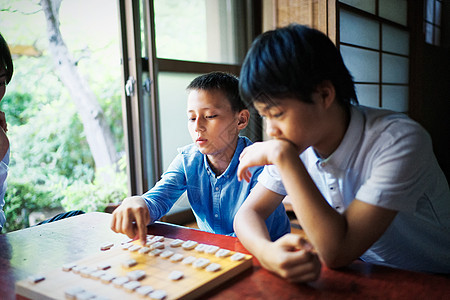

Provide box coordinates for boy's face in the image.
[187,89,240,158]
[254,95,327,154]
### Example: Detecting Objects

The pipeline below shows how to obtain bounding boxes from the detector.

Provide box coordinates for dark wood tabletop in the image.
[1,212,449,299]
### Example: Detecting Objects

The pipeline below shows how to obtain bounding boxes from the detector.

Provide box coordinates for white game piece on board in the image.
[230,252,246,261]
[27,274,45,284]
[149,289,167,300]
[168,270,184,281]
[80,267,96,277]
[138,246,151,254]
[149,248,163,256]
[100,242,114,251]
[160,250,174,259]
[136,285,154,296]
[150,242,165,250]
[181,240,198,250]
[90,296,109,300]
[170,239,184,247]
[62,262,77,272]
[100,273,116,284]
[90,270,106,280]
[146,239,156,246]
[193,258,210,269]
[75,291,96,300]
[205,263,222,272]
[64,287,84,299]
[170,253,184,262]
[121,243,133,250]
[181,256,196,265]
[122,258,137,268]
[71,265,85,274]
[112,276,129,287]
[121,238,133,244]
[123,280,141,292]
[151,235,164,242]
[205,245,219,254]
[129,244,142,252]
[97,263,111,270]
[215,249,231,258]
[194,244,207,253]
[127,269,146,281]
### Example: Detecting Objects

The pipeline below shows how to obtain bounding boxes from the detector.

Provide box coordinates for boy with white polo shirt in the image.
[234,24,450,278]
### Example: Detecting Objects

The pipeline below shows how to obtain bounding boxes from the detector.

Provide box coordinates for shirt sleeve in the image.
[355,121,434,212]
[257,165,287,196]
[142,153,188,223]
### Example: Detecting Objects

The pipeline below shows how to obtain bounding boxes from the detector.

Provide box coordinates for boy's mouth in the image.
[196,137,208,144]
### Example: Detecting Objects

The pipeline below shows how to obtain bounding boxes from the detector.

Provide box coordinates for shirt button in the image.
[215,187,219,191]
[320,162,326,167]
[215,214,219,218]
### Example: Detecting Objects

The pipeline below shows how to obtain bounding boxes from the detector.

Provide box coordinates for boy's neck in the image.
[315,104,351,159]
[206,137,239,176]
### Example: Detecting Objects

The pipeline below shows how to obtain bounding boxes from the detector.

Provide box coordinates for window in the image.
[424,0,442,46]
[119,0,261,200]
[338,0,410,112]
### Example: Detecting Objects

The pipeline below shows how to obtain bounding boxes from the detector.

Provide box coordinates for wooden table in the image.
[1,212,449,299]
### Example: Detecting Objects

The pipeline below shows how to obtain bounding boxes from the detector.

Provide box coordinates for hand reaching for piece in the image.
[110,196,151,245]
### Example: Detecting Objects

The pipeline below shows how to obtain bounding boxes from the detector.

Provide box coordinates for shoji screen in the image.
[339,0,410,112]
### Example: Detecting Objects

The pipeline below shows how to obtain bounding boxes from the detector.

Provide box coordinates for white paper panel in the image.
[382,24,409,55]
[379,0,407,26]
[340,45,379,83]
[382,85,409,112]
[340,9,379,49]
[355,84,379,108]
[382,54,409,84]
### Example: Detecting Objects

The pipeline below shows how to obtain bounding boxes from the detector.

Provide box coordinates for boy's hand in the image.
[238,140,298,182]
[259,234,321,283]
[110,196,150,245]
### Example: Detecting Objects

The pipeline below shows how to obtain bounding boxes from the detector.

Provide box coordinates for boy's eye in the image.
[205,114,218,119]
[188,117,196,122]
[272,112,283,118]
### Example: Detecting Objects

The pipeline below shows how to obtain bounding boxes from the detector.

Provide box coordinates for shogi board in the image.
[16,235,253,300]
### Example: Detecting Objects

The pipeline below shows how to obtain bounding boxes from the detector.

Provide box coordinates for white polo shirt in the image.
[259,105,450,273]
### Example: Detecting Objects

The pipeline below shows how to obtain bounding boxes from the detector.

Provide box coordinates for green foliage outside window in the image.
[1,0,126,232]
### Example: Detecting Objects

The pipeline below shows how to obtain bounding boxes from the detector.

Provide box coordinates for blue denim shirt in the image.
[0,148,9,231]
[142,136,290,240]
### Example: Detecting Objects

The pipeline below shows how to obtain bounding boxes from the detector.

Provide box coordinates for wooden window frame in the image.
[118,0,262,195]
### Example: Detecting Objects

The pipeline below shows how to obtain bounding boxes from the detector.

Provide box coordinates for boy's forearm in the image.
[274,147,350,266]
[234,208,272,259]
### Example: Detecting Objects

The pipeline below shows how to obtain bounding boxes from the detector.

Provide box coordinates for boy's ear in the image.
[237,109,250,130]
[316,80,336,109]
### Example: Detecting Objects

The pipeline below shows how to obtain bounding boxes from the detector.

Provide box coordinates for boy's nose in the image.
[194,118,205,132]
[266,121,281,138]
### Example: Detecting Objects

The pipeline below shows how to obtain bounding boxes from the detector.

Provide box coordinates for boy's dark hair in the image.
[0,33,13,84]
[239,24,357,110]
[187,71,246,112]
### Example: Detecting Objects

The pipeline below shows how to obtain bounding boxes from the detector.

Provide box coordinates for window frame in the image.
[118,0,262,195]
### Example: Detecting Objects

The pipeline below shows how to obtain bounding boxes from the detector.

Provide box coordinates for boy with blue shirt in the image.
[234,24,450,280]
[111,72,290,244]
